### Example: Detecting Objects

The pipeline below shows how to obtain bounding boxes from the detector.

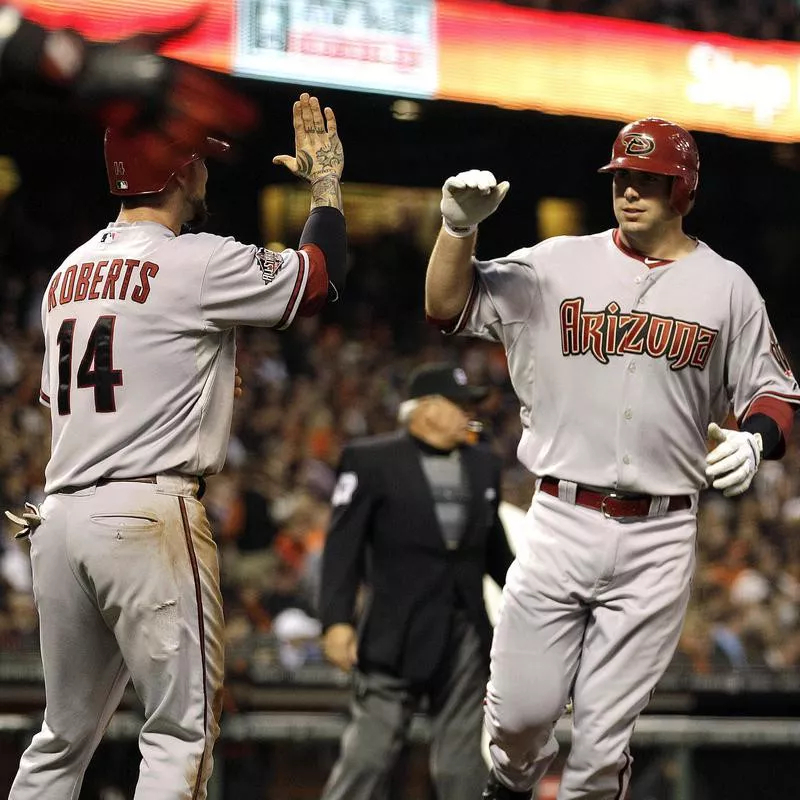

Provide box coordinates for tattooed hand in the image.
[273,92,344,210]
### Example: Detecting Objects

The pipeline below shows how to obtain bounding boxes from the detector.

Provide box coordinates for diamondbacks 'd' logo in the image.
[560,297,718,371]
[256,248,284,285]
[622,133,656,156]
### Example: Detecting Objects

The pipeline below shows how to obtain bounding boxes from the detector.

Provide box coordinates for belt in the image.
[97,476,157,486]
[538,476,691,520]
[62,475,206,499]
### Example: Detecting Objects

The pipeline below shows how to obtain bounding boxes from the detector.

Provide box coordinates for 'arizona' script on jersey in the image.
[560,297,718,370]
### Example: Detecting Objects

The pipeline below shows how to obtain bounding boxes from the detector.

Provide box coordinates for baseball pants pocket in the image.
[89,512,162,529]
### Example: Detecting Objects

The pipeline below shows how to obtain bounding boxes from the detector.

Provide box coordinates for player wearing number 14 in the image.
[9,92,346,800]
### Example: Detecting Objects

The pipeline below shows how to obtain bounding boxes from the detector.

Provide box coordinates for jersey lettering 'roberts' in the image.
[47,258,159,308]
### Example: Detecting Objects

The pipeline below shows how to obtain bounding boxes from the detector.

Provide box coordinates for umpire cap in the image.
[104,128,230,195]
[407,363,489,403]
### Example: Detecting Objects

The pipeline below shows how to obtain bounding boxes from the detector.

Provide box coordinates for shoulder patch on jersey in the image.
[769,327,795,378]
[256,248,284,285]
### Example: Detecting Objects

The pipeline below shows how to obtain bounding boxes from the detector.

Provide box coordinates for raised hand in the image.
[441,169,510,234]
[273,93,343,209]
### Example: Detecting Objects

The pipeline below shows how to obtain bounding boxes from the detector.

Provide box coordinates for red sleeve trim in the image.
[275,250,308,330]
[296,243,329,317]
[40,389,50,405]
[743,396,796,442]
[425,272,478,335]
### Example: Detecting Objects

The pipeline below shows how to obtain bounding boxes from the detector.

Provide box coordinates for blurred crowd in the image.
[0,222,534,682]
[1,234,800,683]
[510,0,800,41]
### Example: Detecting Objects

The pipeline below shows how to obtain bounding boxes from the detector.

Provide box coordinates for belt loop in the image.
[558,479,578,505]
[648,496,670,517]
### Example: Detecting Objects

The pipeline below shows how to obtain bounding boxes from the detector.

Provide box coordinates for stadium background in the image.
[2,1,800,798]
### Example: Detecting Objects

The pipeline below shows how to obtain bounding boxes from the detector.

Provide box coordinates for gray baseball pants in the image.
[485,489,696,799]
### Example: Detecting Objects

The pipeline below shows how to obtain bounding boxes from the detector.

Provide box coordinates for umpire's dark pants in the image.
[320,611,488,800]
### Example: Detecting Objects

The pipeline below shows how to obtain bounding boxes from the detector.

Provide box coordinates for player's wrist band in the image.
[442,218,477,238]
[300,206,346,298]
[741,413,780,458]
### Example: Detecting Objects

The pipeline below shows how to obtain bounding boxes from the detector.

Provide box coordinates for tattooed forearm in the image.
[310,175,343,210]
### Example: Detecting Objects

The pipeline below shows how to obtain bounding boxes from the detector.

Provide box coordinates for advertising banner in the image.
[15,1,800,141]
[235,0,438,97]
[436,0,800,142]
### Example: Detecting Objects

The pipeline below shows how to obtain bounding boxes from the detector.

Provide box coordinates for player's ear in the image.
[172,163,193,191]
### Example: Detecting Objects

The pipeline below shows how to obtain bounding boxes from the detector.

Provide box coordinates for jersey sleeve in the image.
[39,289,50,407]
[726,286,800,432]
[447,250,539,347]
[39,359,50,407]
[200,236,318,331]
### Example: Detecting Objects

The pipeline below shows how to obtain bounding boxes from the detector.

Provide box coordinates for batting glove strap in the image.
[442,218,477,238]
[705,424,763,498]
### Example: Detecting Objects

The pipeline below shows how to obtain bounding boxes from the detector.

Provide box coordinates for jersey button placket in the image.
[619,309,639,480]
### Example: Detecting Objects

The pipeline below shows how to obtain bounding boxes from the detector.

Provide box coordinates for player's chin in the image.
[617,216,649,233]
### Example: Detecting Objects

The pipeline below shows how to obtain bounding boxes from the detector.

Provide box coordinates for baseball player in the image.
[424,118,800,799]
[7,92,345,800]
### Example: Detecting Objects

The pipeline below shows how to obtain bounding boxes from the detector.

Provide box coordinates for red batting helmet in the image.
[104,128,230,196]
[598,118,699,216]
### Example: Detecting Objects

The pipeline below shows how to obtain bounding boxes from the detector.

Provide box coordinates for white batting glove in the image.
[441,170,510,237]
[705,423,763,497]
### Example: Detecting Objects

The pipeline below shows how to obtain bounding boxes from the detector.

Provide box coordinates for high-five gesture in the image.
[273,92,343,210]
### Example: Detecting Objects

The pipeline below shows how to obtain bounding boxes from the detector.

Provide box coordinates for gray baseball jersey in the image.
[40,220,314,493]
[450,229,800,495]
[12,218,326,800]
[448,227,799,799]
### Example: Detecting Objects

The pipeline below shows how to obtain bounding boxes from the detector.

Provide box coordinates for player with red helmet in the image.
[425,118,799,799]
[7,92,346,800]
[598,117,699,216]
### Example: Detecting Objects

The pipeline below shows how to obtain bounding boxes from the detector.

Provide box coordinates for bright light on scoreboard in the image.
[15,0,800,141]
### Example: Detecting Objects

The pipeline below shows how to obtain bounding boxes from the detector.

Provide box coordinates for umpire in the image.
[318,362,514,800]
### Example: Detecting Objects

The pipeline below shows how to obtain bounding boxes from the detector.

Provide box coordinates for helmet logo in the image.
[112,160,126,176]
[622,133,655,156]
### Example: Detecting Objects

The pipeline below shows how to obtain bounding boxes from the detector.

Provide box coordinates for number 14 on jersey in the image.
[56,315,122,415]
